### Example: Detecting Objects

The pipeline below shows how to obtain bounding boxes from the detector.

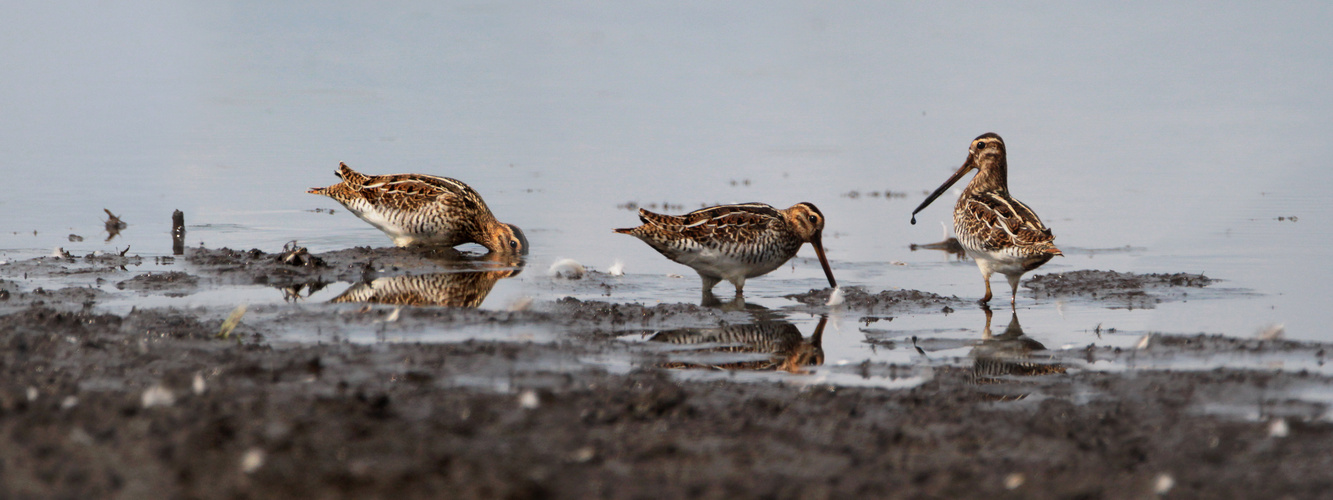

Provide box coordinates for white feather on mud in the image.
[1257,323,1285,340]
[607,259,625,276]
[548,258,585,279]
[825,287,845,306]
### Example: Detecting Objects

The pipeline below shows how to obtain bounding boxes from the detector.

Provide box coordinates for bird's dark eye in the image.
[509,240,519,249]
[807,215,819,224]
[976,142,987,150]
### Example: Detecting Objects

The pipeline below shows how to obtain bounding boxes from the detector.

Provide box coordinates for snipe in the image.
[309,163,527,254]
[911,133,1062,305]
[616,202,837,296]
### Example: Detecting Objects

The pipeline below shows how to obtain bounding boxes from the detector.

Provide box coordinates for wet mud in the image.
[1,247,1330,498]
[1025,270,1217,308]
[787,286,965,314]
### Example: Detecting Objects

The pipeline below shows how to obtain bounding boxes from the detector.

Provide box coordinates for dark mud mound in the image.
[116,271,200,295]
[786,287,964,313]
[0,306,252,345]
[1025,270,1213,309]
[0,251,144,278]
[185,247,344,287]
[185,246,519,291]
[551,297,754,334]
[0,282,107,310]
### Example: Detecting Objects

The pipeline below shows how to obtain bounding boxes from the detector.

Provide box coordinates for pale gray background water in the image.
[2,3,1330,366]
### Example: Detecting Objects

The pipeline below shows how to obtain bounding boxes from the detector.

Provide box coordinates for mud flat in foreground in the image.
[1,248,1329,498]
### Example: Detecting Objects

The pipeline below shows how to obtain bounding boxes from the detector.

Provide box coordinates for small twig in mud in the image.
[119,246,131,257]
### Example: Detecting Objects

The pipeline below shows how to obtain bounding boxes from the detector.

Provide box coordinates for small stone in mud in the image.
[518,390,540,409]
[241,448,265,474]
[68,234,84,242]
[141,384,175,408]
[1004,473,1025,490]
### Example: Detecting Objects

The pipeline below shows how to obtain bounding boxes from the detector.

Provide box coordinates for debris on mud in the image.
[276,241,326,268]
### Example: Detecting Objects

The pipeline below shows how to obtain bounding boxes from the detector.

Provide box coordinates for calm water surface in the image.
[2,4,1331,379]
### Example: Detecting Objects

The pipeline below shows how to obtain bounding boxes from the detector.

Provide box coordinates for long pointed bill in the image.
[810,233,837,289]
[910,159,974,225]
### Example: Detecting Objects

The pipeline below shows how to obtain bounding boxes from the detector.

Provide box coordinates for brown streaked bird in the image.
[615,202,837,296]
[309,163,528,254]
[911,133,1063,305]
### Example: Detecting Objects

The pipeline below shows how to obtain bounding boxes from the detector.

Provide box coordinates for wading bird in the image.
[309,163,527,254]
[911,133,1062,305]
[616,202,837,297]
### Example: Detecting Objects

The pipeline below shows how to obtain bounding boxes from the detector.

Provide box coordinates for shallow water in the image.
[2,3,1331,384]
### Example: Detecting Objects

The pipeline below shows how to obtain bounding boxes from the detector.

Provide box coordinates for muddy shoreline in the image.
[2,247,1330,498]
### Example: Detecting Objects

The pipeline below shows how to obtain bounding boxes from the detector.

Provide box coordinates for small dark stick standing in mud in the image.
[172,210,186,256]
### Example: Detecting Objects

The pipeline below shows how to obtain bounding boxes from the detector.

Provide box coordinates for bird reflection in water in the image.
[648,315,827,374]
[330,250,523,308]
[909,236,967,261]
[970,307,1066,400]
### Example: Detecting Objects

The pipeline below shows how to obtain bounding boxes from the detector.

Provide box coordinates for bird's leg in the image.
[979,275,993,304]
[700,274,721,293]
[729,276,746,297]
[1006,274,1022,306]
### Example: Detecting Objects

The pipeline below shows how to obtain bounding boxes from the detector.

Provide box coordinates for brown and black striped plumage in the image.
[649,317,827,373]
[911,133,1063,304]
[970,309,1066,396]
[309,163,528,254]
[329,268,518,308]
[615,202,837,295]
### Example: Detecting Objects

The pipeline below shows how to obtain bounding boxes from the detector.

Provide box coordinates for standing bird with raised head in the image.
[911,133,1062,305]
[615,202,837,297]
[309,163,528,254]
